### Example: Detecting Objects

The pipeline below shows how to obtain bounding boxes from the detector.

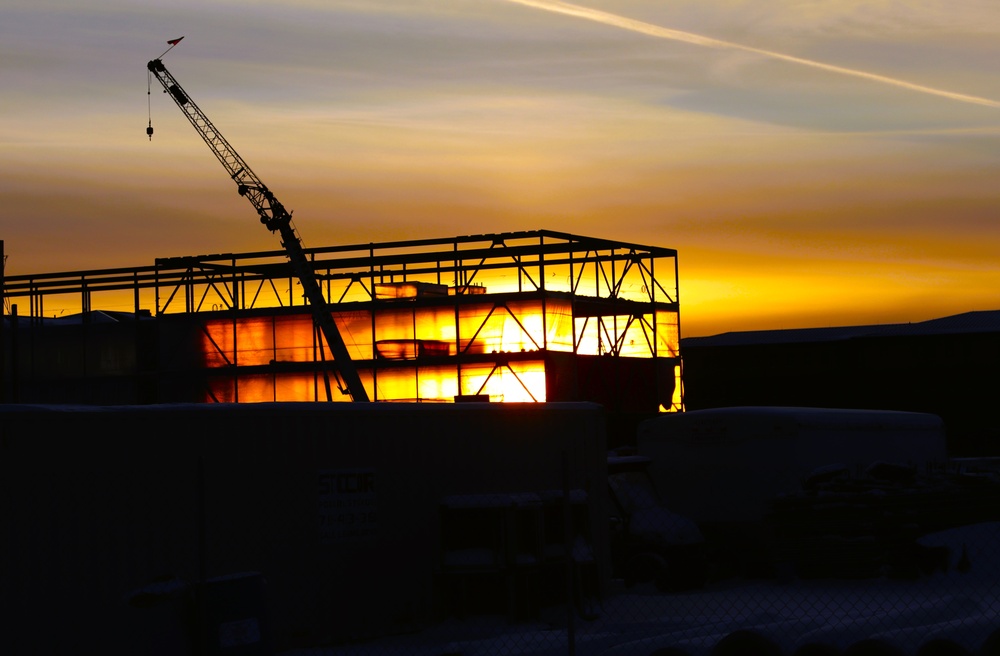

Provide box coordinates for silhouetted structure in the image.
[681,311,1000,455]
[1,231,680,437]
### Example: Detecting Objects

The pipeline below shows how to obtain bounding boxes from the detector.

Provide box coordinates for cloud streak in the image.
[504,0,1000,109]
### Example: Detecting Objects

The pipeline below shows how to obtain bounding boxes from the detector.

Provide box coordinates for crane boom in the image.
[147,58,370,402]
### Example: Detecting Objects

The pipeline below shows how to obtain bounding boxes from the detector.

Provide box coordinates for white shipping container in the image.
[638,406,947,524]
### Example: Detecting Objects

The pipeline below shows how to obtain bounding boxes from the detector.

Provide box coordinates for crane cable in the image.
[146,37,184,141]
[146,70,154,141]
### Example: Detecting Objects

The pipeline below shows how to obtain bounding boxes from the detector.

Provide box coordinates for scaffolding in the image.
[1,230,681,410]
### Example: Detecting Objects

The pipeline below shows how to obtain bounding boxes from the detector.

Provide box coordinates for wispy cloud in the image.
[503,0,1000,109]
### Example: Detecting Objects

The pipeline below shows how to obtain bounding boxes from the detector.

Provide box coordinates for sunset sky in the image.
[2,0,999,337]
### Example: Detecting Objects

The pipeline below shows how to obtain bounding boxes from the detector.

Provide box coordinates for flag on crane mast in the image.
[155,36,184,60]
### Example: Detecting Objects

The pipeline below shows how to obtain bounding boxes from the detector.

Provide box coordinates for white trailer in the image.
[637,406,947,526]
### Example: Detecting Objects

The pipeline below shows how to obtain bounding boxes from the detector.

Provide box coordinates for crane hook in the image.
[147,120,154,141]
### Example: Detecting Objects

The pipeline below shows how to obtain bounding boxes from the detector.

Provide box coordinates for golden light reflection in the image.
[667,365,683,413]
[416,366,460,402]
[200,293,676,405]
[461,361,548,403]
[240,374,281,403]
[373,367,417,401]
[202,301,677,402]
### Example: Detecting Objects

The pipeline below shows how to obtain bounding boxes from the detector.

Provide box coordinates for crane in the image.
[147,57,370,402]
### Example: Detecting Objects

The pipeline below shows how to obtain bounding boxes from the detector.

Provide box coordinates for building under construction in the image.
[0,230,681,417]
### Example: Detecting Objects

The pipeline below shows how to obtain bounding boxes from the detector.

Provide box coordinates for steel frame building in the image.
[2,230,681,413]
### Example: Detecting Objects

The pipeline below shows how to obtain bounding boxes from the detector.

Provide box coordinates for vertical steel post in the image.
[0,240,4,403]
[453,241,462,393]
[562,450,576,656]
[10,304,17,402]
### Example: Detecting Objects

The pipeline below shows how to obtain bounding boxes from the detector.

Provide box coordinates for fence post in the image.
[563,450,576,656]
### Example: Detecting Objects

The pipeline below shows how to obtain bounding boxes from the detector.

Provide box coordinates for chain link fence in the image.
[275,453,1000,656]
[5,404,999,656]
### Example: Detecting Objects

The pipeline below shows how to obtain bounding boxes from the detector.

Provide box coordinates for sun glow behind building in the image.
[2,231,682,413]
[4,2,999,342]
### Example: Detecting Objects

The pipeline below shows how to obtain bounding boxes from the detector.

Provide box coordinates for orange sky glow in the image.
[2,0,999,337]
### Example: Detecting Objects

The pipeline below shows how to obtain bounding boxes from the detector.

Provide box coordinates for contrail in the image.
[504,0,1000,109]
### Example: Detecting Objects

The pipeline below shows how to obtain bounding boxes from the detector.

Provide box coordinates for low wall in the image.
[0,402,607,654]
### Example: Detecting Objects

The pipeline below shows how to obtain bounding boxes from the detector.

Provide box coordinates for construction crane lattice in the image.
[147,58,370,402]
